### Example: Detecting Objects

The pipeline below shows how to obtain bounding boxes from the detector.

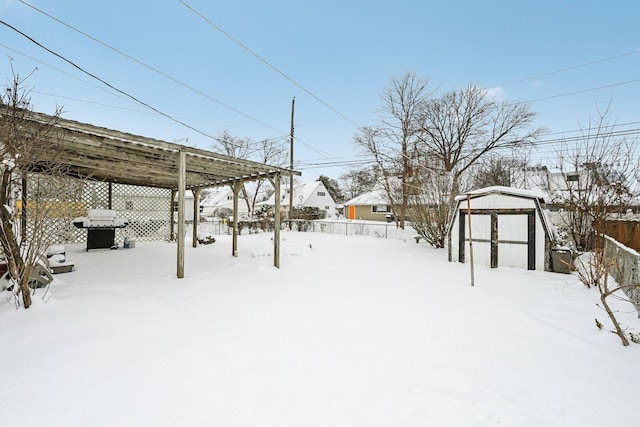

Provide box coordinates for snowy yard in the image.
[1,231,638,426]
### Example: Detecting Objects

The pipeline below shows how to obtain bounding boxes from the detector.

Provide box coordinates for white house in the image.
[199,187,249,217]
[259,181,337,218]
[447,186,558,272]
[172,190,202,221]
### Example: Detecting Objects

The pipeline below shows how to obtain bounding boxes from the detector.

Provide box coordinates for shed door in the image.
[459,209,536,270]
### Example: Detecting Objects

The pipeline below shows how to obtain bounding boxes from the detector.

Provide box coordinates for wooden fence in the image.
[601,220,640,253]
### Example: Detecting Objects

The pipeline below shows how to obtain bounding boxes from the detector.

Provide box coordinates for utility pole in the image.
[288,97,295,230]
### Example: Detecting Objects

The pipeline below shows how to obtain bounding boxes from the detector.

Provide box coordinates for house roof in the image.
[12,109,299,190]
[343,188,389,206]
[259,181,332,206]
[200,188,232,207]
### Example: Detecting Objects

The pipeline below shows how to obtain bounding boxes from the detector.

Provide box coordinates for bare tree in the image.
[1,71,74,308]
[471,154,520,188]
[355,72,436,229]
[339,166,379,201]
[211,131,286,216]
[416,84,541,201]
[575,247,640,346]
[405,168,451,247]
[402,85,540,247]
[549,108,637,251]
[248,137,287,215]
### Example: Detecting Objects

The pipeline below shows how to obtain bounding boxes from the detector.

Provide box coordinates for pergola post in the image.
[170,190,176,241]
[107,182,113,209]
[177,151,186,278]
[273,174,281,268]
[231,181,242,257]
[192,188,202,248]
[21,175,27,240]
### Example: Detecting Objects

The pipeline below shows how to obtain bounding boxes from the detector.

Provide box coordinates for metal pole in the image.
[467,194,475,287]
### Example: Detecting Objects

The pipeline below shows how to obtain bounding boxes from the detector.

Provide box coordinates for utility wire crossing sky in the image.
[1,0,638,179]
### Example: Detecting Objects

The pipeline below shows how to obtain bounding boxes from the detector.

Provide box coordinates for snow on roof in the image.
[454,186,547,202]
[200,188,232,207]
[258,181,327,206]
[344,188,389,206]
[297,181,321,201]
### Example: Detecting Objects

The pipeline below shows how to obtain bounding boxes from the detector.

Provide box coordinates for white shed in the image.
[447,186,556,271]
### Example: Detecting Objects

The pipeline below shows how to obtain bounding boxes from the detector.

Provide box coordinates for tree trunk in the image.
[600,292,629,346]
[19,276,32,309]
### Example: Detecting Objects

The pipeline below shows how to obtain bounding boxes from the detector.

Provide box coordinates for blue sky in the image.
[1,0,638,181]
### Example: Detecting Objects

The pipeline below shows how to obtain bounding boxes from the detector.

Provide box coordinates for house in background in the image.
[510,164,551,192]
[259,181,337,219]
[342,188,393,222]
[200,187,249,218]
[172,190,204,222]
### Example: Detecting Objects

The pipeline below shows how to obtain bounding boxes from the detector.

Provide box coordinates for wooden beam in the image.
[170,190,176,241]
[231,181,242,257]
[20,175,27,242]
[192,188,202,248]
[177,151,186,279]
[274,174,281,268]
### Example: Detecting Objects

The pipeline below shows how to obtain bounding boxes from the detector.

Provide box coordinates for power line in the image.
[491,50,640,88]
[526,79,640,104]
[12,1,637,177]
[14,0,344,165]
[178,0,361,129]
[0,19,222,141]
[0,42,136,105]
[1,26,287,154]
[15,0,280,133]
[30,89,291,136]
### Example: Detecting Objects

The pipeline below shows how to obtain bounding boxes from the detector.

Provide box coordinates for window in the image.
[317,191,325,197]
[325,206,330,210]
[566,174,579,182]
[372,205,390,213]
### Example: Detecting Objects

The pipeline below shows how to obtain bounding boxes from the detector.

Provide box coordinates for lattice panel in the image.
[111,183,172,242]
[22,176,173,245]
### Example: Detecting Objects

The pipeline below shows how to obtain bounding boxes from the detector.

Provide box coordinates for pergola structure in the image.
[19,110,300,277]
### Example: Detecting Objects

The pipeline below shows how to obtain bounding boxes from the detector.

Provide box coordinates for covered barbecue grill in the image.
[73,209,129,251]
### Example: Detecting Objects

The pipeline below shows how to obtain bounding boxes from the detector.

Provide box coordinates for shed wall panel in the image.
[498,215,528,242]
[498,243,529,268]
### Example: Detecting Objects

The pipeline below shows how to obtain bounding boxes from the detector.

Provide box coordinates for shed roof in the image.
[454,186,547,202]
[18,110,299,190]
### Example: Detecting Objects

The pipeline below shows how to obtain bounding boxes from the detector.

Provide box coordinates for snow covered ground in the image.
[1,230,639,426]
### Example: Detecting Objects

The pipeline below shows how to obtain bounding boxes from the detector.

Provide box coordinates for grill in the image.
[73,209,129,251]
